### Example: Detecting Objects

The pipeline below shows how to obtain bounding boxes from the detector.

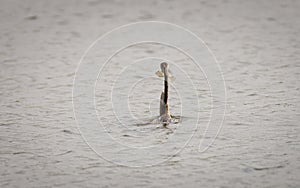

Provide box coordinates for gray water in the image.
[1,0,300,187]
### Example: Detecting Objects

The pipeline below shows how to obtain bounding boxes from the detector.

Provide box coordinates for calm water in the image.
[1,0,299,187]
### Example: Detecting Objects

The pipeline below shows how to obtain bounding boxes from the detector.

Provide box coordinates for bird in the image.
[157,62,171,124]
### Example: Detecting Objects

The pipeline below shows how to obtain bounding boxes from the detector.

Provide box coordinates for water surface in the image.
[0,0,299,187]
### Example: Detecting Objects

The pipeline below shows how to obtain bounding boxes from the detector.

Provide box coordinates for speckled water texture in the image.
[1,0,300,187]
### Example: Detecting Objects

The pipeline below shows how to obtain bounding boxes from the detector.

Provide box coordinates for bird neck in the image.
[164,73,168,104]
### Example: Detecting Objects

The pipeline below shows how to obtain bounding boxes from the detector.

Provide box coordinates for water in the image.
[1,0,300,187]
